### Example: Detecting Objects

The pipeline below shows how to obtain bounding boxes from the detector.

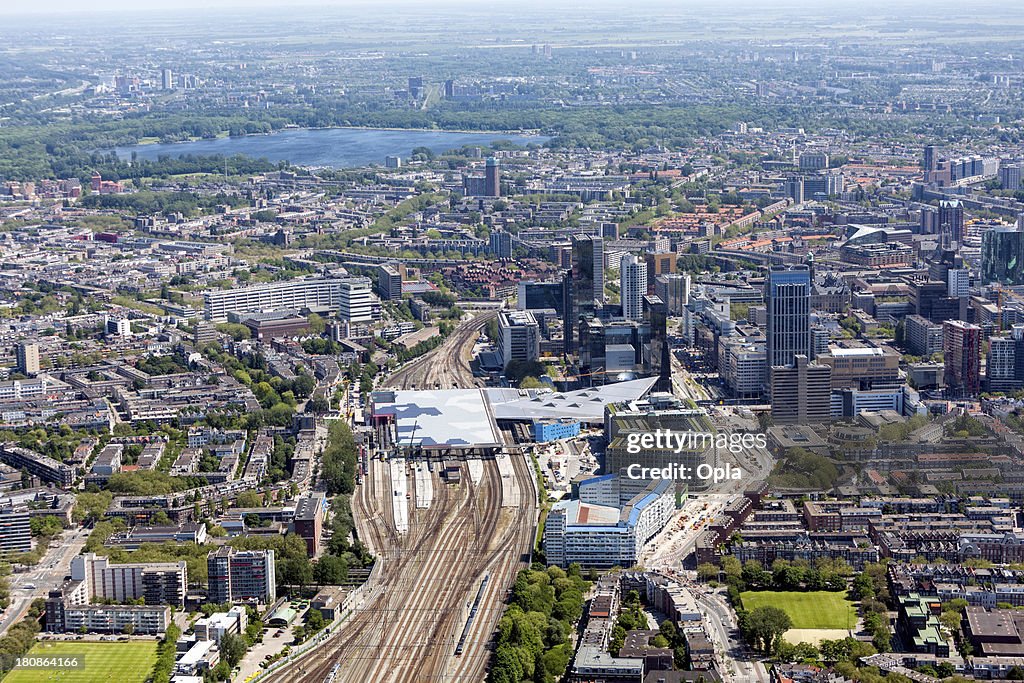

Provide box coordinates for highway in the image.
[383,312,496,391]
[266,449,534,683]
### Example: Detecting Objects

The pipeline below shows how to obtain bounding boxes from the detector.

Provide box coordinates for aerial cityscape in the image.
[2,1,1024,682]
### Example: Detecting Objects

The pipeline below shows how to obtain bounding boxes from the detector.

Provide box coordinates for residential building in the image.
[943,320,982,396]
[207,547,276,605]
[543,479,674,569]
[620,253,647,321]
[0,505,31,553]
[71,553,187,606]
[15,341,39,376]
[293,494,325,557]
[484,157,500,197]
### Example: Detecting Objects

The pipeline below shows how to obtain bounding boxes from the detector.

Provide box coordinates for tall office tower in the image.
[982,222,1024,285]
[784,176,804,203]
[923,144,939,175]
[161,68,174,90]
[943,320,982,397]
[407,76,423,98]
[443,79,455,99]
[15,341,40,376]
[620,253,647,321]
[643,295,672,393]
[484,157,501,197]
[938,200,965,245]
[339,278,374,323]
[207,547,276,605]
[765,265,811,377]
[489,230,513,259]
[567,234,604,353]
[769,355,833,424]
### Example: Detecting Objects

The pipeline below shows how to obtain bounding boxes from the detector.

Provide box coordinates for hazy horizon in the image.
[8,0,1021,16]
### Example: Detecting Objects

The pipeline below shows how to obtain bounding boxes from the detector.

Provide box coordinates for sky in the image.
[9,0,995,15]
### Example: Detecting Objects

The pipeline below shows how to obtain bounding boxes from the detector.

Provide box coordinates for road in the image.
[383,312,496,391]
[693,585,768,683]
[266,449,534,683]
[0,526,89,636]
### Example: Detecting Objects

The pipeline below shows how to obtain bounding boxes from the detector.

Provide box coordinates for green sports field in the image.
[740,590,857,630]
[5,641,158,683]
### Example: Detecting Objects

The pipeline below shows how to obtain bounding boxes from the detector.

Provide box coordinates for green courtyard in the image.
[740,590,858,630]
[4,641,159,683]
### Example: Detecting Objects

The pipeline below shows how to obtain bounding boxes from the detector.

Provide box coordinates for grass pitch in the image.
[5,640,158,683]
[739,590,857,630]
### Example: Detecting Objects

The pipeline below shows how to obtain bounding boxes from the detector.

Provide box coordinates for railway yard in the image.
[268,450,536,683]
[384,311,496,391]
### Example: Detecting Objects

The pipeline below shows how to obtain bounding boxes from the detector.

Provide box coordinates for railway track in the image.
[267,453,533,683]
[384,311,495,391]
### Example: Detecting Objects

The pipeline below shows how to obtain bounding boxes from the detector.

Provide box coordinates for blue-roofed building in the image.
[543,477,674,569]
[533,418,580,442]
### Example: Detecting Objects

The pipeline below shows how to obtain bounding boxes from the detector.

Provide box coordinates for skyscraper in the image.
[567,234,604,353]
[620,253,647,321]
[484,157,501,197]
[923,144,938,174]
[943,320,981,397]
[938,200,965,245]
[643,294,672,393]
[765,265,811,374]
[982,222,1024,285]
[161,68,174,90]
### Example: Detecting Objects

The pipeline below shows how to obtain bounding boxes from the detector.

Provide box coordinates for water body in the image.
[112,127,549,168]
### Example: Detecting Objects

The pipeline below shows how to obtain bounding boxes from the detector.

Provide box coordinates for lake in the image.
[112,127,549,168]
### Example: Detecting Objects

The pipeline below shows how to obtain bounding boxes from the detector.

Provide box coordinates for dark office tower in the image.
[567,234,604,353]
[784,176,804,203]
[408,76,423,98]
[924,144,938,173]
[943,320,981,397]
[484,157,501,197]
[643,294,672,393]
[562,269,574,355]
[765,265,811,377]
[938,199,965,245]
[982,222,1024,285]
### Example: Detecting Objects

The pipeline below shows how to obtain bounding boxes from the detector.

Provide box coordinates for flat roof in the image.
[373,389,502,447]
